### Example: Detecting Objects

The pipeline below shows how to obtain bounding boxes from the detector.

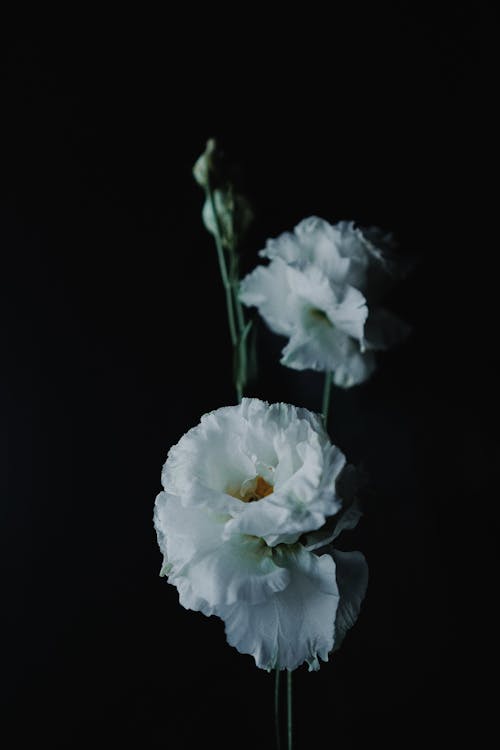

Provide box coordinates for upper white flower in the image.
[261,216,393,291]
[154,398,367,671]
[240,217,409,387]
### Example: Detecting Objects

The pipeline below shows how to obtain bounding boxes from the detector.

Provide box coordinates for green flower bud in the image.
[202,189,254,248]
[193,138,217,188]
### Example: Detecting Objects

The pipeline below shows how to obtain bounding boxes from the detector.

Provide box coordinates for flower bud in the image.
[202,189,254,248]
[192,138,217,188]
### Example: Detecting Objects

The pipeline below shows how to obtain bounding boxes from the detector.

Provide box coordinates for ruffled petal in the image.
[239,258,302,336]
[223,493,327,547]
[302,465,363,550]
[327,284,368,342]
[262,217,353,284]
[154,491,224,571]
[294,217,356,282]
[333,220,401,291]
[280,325,352,373]
[224,435,345,546]
[162,406,259,511]
[331,346,376,388]
[285,264,367,342]
[260,229,305,265]
[331,549,369,649]
[155,493,291,608]
[219,545,339,671]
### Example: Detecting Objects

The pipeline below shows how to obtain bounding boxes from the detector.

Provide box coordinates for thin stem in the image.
[232,276,245,333]
[287,670,293,750]
[227,216,248,401]
[235,315,247,402]
[236,380,243,404]
[321,370,333,427]
[274,667,282,750]
[205,183,238,348]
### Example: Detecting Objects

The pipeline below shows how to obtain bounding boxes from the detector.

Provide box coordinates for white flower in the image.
[240,217,409,387]
[154,398,368,671]
[261,216,396,292]
[239,255,371,386]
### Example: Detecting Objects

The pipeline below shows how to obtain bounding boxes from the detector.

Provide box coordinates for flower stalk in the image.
[275,667,282,750]
[204,176,250,403]
[287,670,293,750]
[205,179,238,348]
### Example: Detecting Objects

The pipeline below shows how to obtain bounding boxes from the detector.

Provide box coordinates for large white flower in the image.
[154,398,368,671]
[240,217,409,387]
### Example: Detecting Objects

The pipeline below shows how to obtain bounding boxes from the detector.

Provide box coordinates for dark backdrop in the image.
[1,8,496,748]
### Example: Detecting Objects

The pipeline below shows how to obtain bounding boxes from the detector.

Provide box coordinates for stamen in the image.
[236,475,274,503]
[309,308,332,326]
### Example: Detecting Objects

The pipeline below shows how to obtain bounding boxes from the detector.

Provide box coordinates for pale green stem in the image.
[274,667,282,750]
[232,274,246,333]
[236,379,243,404]
[228,209,248,402]
[287,670,293,750]
[234,289,247,403]
[205,183,238,348]
[322,371,333,427]
[205,181,250,403]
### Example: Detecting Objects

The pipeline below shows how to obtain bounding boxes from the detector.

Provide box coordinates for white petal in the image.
[223,493,326,547]
[285,264,367,342]
[154,491,223,571]
[241,256,369,377]
[280,325,351,373]
[262,217,352,284]
[327,284,368,341]
[332,221,371,287]
[239,397,324,435]
[155,493,291,608]
[331,549,369,649]
[154,491,170,561]
[261,229,305,265]
[162,406,258,511]
[294,217,352,282]
[174,576,216,616]
[302,465,363,550]
[302,498,362,551]
[331,346,376,388]
[224,424,345,546]
[175,535,291,608]
[173,478,245,516]
[279,322,376,381]
[239,258,302,336]
[219,545,339,671]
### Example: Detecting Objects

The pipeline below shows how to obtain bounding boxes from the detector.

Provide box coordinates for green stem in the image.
[321,371,333,427]
[233,277,245,332]
[236,380,243,404]
[274,667,282,750]
[235,294,247,402]
[205,181,250,404]
[287,670,293,750]
[205,183,238,348]
[228,215,247,402]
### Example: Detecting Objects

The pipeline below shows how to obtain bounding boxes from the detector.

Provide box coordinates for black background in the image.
[1,7,497,748]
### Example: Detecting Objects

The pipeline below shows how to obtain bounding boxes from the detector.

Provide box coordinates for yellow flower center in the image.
[228,475,274,503]
[309,308,333,326]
